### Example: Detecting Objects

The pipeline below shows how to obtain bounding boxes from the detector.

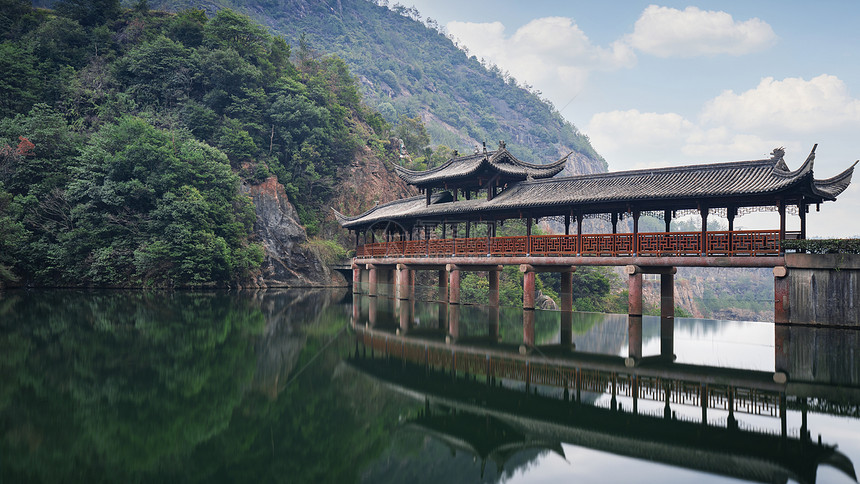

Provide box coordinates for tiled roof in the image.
[393,148,568,186]
[335,147,856,229]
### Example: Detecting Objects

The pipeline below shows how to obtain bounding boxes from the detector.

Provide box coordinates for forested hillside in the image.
[145,0,607,174]
[0,1,397,287]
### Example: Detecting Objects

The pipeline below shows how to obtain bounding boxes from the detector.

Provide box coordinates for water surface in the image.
[1,289,858,483]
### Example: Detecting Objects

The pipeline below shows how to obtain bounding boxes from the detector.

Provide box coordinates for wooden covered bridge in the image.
[335,143,855,322]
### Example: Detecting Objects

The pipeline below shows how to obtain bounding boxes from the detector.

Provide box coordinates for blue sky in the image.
[403,1,860,237]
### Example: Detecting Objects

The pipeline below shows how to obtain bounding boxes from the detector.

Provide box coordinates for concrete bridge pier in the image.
[367,264,378,297]
[520,264,576,310]
[447,264,461,304]
[352,264,361,294]
[626,265,677,364]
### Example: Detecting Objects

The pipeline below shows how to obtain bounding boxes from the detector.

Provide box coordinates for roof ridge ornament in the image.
[771,147,788,171]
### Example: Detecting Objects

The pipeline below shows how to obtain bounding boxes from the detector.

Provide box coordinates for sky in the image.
[402,0,860,237]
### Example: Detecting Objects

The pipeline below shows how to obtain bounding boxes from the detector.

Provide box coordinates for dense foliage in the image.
[0,1,385,286]
[783,238,860,255]
[147,0,606,169]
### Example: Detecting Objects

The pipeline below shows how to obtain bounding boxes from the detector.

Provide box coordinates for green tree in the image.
[54,0,120,27]
[394,115,429,155]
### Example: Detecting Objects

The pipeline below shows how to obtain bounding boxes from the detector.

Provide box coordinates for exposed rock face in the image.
[327,144,417,236]
[243,176,345,287]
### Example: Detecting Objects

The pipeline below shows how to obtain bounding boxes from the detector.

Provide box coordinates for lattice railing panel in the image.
[404,240,425,256]
[530,235,577,255]
[454,237,489,255]
[355,230,780,258]
[489,236,528,255]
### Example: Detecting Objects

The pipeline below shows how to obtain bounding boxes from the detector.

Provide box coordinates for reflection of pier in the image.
[348,353,855,484]
[349,321,858,484]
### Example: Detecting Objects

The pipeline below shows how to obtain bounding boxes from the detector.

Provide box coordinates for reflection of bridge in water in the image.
[350,295,860,483]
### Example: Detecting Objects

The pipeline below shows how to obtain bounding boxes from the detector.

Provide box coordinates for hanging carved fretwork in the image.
[737,205,799,217]
[543,215,567,226]
[708,207,727,218]
[584,213,613,223]
[671,208,700,219]
[640,210,665,221]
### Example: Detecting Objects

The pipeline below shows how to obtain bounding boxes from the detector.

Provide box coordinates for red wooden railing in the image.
[355,230,781,259]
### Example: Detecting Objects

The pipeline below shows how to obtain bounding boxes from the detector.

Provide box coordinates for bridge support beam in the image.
[447,264,461,304]
[489,269,500,307]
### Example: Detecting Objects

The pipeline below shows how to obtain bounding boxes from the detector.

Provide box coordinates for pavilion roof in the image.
[334,146,856,229]
[393,147,568,187]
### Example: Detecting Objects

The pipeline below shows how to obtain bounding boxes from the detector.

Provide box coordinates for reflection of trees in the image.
[0,290,264,482]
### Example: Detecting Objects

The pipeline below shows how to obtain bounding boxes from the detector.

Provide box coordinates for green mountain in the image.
[0,1,388,287]
[147,0,607,173]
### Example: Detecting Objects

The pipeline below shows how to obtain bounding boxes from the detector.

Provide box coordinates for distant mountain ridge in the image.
[149,0,607,175]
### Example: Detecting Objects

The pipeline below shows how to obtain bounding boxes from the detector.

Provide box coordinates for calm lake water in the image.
[2,288,859,483]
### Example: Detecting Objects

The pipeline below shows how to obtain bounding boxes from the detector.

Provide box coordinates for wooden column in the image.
[727,207,736,255]
[632,210,640,256]
[425,188,431,205]
[611,212,618,234]
[700,206,709,256]
[564,213,571,235]
[799,200,807,240]
[576,214,583,255]
[447,264,460,305]
[778,200,786,254]
[664,210,671,233]
[526,215,532,255]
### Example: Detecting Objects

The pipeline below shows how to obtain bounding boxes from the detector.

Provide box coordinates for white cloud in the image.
[446,17,635,98]
[626,5,776,57]
[701,74,860,132]
[585,109,695,169]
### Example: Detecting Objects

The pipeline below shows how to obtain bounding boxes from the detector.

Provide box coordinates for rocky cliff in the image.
[243,177,344,287]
